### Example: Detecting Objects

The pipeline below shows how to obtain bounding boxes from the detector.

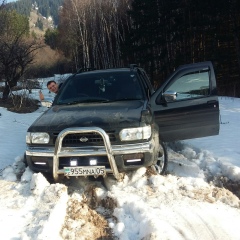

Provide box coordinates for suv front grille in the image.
[53,131,116,147]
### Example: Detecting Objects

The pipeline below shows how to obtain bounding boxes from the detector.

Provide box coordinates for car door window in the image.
[166,71,210,100]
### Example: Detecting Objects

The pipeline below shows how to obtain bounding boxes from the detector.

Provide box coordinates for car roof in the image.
[75,68,136,76]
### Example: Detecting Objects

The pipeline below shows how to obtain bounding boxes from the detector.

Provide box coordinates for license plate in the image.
[64,166,106,176]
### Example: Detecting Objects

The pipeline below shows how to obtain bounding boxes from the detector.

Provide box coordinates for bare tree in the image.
[0,38,44,99]
[58,0,131,70]
[0,8,44,99]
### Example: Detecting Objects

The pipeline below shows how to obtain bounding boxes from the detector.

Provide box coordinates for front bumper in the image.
[26,127,156,181]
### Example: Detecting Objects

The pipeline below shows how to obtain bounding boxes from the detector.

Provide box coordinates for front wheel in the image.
[152,141,168,175]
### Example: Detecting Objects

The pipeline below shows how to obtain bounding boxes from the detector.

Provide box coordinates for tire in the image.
[23,153,27,166]
[152,141,168,175]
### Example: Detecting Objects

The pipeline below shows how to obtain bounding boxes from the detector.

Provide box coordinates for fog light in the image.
[70,159,78,166]
[90,159,97,165]
[126,159,141,163]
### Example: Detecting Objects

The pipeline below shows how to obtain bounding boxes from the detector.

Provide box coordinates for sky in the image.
[0,76,240,239]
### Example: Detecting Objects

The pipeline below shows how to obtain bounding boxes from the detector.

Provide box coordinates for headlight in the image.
[26,132,50,144]
[119,126,151,141]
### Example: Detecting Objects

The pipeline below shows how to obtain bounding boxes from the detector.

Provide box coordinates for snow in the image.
[0,77,240,239]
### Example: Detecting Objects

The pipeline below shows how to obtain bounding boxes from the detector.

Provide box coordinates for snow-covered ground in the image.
[0,78,240,239]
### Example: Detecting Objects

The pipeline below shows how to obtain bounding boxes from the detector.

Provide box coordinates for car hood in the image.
[28,100,146,132]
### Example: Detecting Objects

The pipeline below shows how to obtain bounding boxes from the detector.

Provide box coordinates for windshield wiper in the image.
[114,98,142,101]
[58,97,142,105]
[63,98,109,105]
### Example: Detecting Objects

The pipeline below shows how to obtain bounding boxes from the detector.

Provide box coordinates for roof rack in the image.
[130,64,138,70]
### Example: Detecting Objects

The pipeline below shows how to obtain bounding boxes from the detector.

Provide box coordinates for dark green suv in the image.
[25,62,219,181]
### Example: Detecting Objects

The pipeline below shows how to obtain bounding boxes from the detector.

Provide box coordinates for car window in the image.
[55,72,144,104]
[165,70,210,100]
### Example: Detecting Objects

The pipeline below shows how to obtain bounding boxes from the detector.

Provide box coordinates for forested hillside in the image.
[7,0,63,25]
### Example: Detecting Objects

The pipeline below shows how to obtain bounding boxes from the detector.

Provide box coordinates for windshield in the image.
[55,71,143,105]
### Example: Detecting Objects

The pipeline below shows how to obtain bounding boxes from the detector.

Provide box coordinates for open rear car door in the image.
[150,61,220,142]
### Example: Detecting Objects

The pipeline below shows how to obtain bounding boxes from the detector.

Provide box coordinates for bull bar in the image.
[26,127,154,181]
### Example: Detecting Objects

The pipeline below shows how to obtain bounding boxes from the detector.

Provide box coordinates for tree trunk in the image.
[2,83,11,100]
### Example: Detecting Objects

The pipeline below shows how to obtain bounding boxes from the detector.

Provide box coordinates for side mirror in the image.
[41,100,52,108]
[162,90,177,102]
